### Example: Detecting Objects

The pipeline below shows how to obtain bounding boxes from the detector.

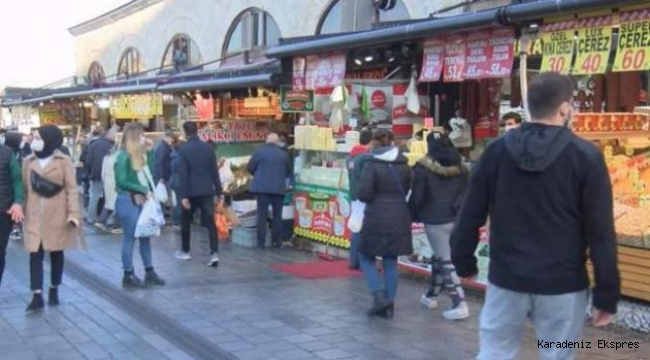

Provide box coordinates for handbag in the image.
[30,171,64,198]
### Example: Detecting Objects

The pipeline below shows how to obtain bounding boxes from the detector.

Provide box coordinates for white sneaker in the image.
[443,301,470,320]
[207,253,220,267]
[94,223,107,231]
[174,251,192,261]
[420,294,438,310]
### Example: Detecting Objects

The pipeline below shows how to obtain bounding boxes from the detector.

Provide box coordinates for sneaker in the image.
[109,228,123,235]
[420,294,438,310]
[122,273,146,288]
[443,301,470,320]
[174,251,192,261]
[207,253,220,267]
[94,223,107,232]
[145,271,166,286]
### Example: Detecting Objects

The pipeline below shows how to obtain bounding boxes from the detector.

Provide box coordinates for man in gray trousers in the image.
[451,72,620,360]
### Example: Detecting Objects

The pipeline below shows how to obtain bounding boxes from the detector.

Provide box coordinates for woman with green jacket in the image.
[114,123,165,288]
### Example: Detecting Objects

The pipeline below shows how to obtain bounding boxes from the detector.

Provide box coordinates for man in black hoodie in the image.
[451,73,619,360]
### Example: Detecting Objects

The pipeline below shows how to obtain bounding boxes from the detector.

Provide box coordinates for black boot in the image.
[144,269,165,286]
[122,272,146,288]
[367,291,390,317]
[26,293,44,313]
[48,287,59,306]
[378,302,394,319]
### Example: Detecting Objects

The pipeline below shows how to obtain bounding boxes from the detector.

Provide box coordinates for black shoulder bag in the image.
[31,171,64,198]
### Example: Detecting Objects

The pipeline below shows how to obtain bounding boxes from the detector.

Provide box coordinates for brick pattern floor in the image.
[0,226,648,360]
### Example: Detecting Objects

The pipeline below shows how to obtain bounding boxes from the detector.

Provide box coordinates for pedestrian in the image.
[357,129,412,318]
[169,137,185,229]
[246,132,292,249]
[80,129,102,208]
[0,136,25,287]
[153,130,175,186]
[22,125,82,312]
[175,121,221,267]
[85,127,114,226]
[409,130,470,320]
[451,73,620,360]
[114,123,166,288]
[97,125,122,234]
[501,112,523,132]
[345,128,372,269]
[2,131,29,240]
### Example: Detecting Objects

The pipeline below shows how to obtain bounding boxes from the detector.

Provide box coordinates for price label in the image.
[613,11,650,72]
[443,36,466,82]
[424,117,434,129]
[464,33,490,79]
[487,29,515,78]
[573,16,612,75]
[539,21,577,75]
[419,39,445,83]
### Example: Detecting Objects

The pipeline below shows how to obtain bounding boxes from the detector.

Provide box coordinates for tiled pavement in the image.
[1,226,649,360]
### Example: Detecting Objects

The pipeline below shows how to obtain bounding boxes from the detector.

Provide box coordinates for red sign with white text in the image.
[420,38,445,82]
[464,33,490,79]
[444,36,466,82]
[487,29,515,78]
[305,54,346,90]
[293,57,306,90]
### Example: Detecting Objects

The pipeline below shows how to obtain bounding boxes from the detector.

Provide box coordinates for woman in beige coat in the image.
[23,125,81,312]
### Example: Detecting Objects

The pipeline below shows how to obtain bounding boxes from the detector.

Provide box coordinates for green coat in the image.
[114,150,155,195]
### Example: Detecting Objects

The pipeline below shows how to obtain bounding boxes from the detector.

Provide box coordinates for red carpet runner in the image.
[272,260,362,279]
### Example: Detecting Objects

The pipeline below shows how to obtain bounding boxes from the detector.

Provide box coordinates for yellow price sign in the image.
[613,9,650,72]
[539,20,577,74]
[573,16,613,75]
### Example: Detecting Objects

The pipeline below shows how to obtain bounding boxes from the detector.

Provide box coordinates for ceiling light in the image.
[364,55,374,62]
[355,58,363,66]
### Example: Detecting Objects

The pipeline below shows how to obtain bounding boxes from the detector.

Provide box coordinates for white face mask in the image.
[505,125,517,132]
[31,139,44,152]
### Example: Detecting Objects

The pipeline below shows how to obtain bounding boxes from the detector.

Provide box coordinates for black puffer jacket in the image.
[409,156,469,225]
[358,146,413,257]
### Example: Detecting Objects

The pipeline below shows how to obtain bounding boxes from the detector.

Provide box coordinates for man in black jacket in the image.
[176,122,222,267]
[84,128,113,225]
[450,73,619,360]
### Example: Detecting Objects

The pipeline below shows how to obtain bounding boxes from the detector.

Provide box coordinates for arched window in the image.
[161,34,202,73]
[317,0,410,35]
[222,8,281,58]
[117,47,144,79]
[87,62,105,86]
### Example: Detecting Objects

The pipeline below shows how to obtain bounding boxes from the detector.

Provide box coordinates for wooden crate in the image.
[587,245,650,302]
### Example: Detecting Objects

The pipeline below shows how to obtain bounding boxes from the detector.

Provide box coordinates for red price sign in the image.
[464,33,490,79]
[487,29,515,78]
[419,39,445,82]
[443,36,466,82]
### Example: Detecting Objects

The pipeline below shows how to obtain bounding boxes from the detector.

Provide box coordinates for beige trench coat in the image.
[23,150,83,253]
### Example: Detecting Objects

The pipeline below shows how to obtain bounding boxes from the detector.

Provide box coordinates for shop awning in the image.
[265,0,647,58]
[94,83,157,95]
[157,73,282,93]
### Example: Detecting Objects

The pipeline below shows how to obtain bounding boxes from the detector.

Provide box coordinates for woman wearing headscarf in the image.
[409,131,470,320]
[22,125,82,312]
[114,123,165,288]
[357,129,413,318]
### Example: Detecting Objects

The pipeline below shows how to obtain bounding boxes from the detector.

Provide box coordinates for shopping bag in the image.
[154,182,169,204]
[347,200,366,233]
[135,198,165,238]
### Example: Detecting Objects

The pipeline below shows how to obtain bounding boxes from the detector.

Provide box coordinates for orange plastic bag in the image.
[215,213,229,241]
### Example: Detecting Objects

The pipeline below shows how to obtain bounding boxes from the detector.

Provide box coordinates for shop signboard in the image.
[613,8,650,73]
[294,184,352,248]
[39,103,84,125]
[487,28,515,78]
[539,19,577,74]
[280,86,315,113]
[573,15,613,75]
[110,94,163,119]
[443,36,466,82]
[305,54,346,90]
[464,32,491,79]
[197,121,268,143]
[419,38,445,82]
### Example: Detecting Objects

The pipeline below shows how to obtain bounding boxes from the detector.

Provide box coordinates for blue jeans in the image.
[349,232,361,268]
[359,253,398,302]
[115,194,153,273]
[87,180,103,223]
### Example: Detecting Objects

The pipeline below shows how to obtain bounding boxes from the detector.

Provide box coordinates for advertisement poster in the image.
[293,184,352,248]
[419,38,445,82]
[444,35,466,82]
[305,54,346,90]
[464,32,490,79]
[539,20,577,74]
[613,9,650,73]
[573,15,613,75]
[487,28,515,78]
[293,57,307,90]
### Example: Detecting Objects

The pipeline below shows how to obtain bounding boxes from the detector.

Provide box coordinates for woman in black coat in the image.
[358,129,413,318]
[409,131,470,321]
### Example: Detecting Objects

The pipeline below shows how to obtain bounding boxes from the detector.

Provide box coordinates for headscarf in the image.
[426,131,461,167]
[3,131,23,153]
[35,125,63,159]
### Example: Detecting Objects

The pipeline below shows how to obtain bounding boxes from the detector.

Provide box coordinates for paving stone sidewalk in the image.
[1,226,649,360]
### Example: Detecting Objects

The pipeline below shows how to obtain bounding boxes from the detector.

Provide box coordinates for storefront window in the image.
[117,47,144,79]
[161,35,202,73]
[317,0,410,35]
[223,8,281,58]
[87,61,105,86]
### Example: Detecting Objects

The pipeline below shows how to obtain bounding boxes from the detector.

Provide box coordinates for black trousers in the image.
[256,193,284,247]
[181,196,218,254]
[0,214,13,286]
[30,245,64,291]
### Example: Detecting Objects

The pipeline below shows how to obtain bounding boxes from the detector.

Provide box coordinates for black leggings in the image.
[30,245,64,291]
[0,214,13,286]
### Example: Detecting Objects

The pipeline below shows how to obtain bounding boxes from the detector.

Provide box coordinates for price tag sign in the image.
[573,15,613,75]
[443,36,466,82]
[487,29,515,78]
[540,20,577,74]
[613,9,650,73]
[464,33,490,79]
[419,39,445,82]
[424,117,434,129]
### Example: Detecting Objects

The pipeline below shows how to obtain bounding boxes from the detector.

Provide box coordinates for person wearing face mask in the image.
[450,73,619,360]
[22,125,83,312]
[501,112,523,133]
